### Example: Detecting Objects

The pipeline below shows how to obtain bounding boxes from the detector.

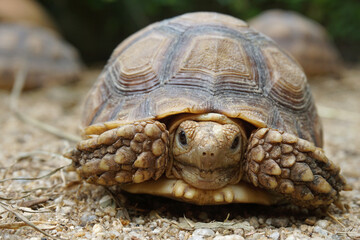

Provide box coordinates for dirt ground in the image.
[0,67,359,240]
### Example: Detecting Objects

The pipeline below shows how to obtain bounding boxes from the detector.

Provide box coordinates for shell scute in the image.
[84,12,321,146]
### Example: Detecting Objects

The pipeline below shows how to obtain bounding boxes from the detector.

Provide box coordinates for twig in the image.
[22,184,60,194]
[9,65,27,111]
[336,231,360,236]
[159,225,171,239]
[17,207,52,213]
[0,221,57,230]
[183,215,195,228]
[12,110,81,142]
[104,187,130,220]
[60,168,67,187]
[224,213,230,222]
[2,150,71,181]
[0,165,69,183]
[327,211,346,229]
[9,67,80,143]
[18,197,49,208]
[0,194,31,201]
[0,201,61,240]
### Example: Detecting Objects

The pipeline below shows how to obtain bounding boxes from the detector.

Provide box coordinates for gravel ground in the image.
[0,68,359,240]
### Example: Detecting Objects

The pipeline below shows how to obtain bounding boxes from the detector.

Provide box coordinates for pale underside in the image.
[121,178,280,205]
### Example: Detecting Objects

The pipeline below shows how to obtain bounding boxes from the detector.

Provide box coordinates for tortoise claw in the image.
[65,120,169,186]
[245,128,347,208]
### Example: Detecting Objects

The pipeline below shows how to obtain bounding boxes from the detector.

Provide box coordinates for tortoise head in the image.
[167,113,248,190]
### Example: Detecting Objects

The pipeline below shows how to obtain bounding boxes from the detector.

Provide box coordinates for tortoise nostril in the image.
[202,152,215,157]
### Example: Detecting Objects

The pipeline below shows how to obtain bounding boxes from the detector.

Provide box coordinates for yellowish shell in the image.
[83,12,322,147]
[0,23,81,89]
[249,9,343,77]
[0,0,56,31]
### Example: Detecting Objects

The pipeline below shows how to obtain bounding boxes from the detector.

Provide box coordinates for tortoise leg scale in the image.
[65,120,169,186]
[245,128,347,208]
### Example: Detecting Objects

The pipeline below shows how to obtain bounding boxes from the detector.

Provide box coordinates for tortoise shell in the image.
[249,9,343,77]
[83,12,322,147]
[0,0,56,31]
[0,23,81,89]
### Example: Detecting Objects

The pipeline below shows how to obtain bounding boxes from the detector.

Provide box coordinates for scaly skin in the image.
[66,120,169,185]
[245,128,347,207]
[169,120,247,190]
[65,118,347,207]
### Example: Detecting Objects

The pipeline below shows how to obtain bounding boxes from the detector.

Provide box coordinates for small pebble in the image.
[269,231,280,240]
[35,189,43,196]
[129,231,143,239]
[329,234,342,240]
[251,233,265,239]
[178,231,186,240]
[189,235,204,240]
[213,235,245,240]
[92,224,105,234]
[80,213,97,226]
[249,217,260,228]
[103,206,116,217]
[305,217,316,225]
[134,217,145,225]
[192,228,215,236]
[99,195,113,208]
[313,226,328,236]
[285,235,295,240]
[61,206,72,215]
[265,218,272,225]
[315,219,330,228]
[74,232,86,237]
[63,199,76,206]
[22,211,33,219]
[233,228,244,236]
[54,196,63,204]
[148,210,159,220]
[271,217,289,227]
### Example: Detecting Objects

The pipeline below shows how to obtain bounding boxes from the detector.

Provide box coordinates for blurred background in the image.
[37,0,360,65]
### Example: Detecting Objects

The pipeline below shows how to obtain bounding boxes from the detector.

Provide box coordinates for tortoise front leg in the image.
[245,128,347,208]
[65,120,169,186]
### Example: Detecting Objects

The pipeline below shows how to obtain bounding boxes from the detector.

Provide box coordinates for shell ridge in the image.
[83,12,321,147]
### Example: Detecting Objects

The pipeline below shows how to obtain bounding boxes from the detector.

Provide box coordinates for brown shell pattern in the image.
[83,12,322,147]
[0,0,56,31]
[249,10,342,77]
[0,23,81,89]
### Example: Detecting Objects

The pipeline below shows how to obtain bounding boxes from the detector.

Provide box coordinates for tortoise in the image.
[0,0,56,32]
[0,23,81,89]
[249,9,343,77]
[66,12,347,208]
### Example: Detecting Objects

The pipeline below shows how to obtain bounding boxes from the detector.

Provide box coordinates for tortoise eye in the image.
[178,130,187,145]
[231,136,240,149]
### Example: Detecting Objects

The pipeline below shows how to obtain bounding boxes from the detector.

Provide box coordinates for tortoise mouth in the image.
[120,178,280,205]
[172,159,242,190]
